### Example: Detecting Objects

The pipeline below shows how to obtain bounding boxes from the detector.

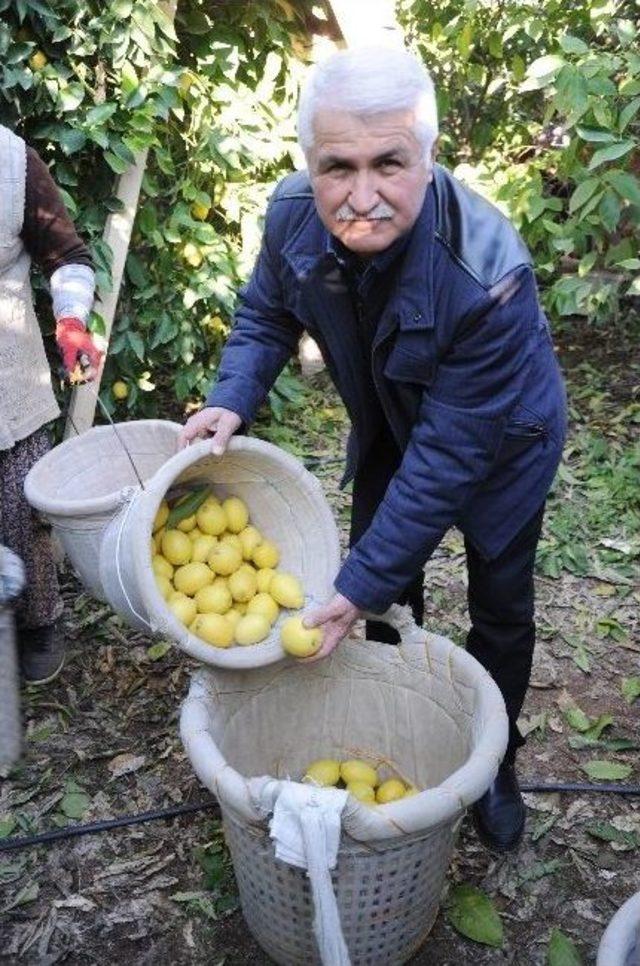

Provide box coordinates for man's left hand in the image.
[301,592,362,662]
[56,317,103,383]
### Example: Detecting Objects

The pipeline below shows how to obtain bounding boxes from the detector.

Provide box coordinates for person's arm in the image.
[334,268,540,614]
[22,147,101,380]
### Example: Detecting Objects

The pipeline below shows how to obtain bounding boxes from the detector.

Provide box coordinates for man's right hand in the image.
[177,406,242,455]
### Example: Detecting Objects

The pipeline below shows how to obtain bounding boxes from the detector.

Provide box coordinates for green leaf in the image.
[445,884,503,948]
[599,189,621,232]
[527,54,566,79]
[569,178,601,213]
[0,816,16,839]
[621,677,640,704]
[586,822,640,849]
[604,170,640,206]
[147,641,171,661]
[619,96,640,132]
[559,35,589,55]
[581,760,633,781]
[588,140,636,170]
[165,486,211,528]
[60,792,90,819]
[547,928,582,965]
[565,707,591,732]
[576,127,617,143]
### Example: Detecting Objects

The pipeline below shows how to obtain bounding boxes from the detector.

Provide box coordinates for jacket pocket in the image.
[383,342,437,386]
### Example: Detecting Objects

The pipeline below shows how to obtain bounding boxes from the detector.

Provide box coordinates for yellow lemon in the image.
[111,380,128,400]
[153,527,165,553]
[176,513,197,533]
[228,565,258,602]
[197,502,227,536]
[149,538,155,558]
[280,616,321,658]
[188,527,204,542]
[340,760,378,788]
[347,781,376,803]
[191,201,210,221]
[376,779,406,804]
[155,575,173,600]
[404,785,420,798]
[234,614,270,646]
[152,554,174,580]
[195,582,232,614]
[270,573,304,609]
[190,613,233,647]
[174,562,213,596]
[153,500,169,532]
[181,241,203,268]
[303,759,340,787]
[247,593,279,625]
[238,525,262,560]
[256,567,275,593]
[225,608,242,630]
[220,533,242,554]
[161,530,192,566]
[208,542,242,576]
[235,601,248,615]
[191,534,217,563]
[252,540,280,569]
[222,496,249,533]
[168,593,197,626]
[29,50,48,71]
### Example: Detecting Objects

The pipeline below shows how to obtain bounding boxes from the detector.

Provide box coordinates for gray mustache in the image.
[335,201,395,222]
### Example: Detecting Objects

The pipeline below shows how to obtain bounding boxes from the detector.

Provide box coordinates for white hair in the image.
[297,45,438,159]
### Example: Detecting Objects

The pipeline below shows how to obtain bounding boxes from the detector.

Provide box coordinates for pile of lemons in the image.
[151,493,316,652]
[303,758,419,804]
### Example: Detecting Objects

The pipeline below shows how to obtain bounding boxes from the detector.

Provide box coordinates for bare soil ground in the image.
[1,325,638,965]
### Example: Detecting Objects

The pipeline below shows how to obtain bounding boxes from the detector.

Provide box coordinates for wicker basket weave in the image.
[180,605,509,964]
[597,891,640,966]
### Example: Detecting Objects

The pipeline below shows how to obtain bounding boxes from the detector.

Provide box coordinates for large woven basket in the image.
[597,891,640,966]
[180,606,509,964]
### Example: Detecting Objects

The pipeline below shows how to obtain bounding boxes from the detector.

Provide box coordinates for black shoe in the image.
[19,622,65,685]
[472,761,526,852]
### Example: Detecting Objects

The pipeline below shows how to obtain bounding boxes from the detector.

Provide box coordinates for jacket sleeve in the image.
[335,268,540,612]
[205,201,303,424]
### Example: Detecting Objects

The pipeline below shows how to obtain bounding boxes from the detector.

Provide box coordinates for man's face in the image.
[308,108,433,256]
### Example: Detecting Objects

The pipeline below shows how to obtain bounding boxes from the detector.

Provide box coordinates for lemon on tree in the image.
[174,562,213,596]
[280,616,321,657]
[303,759,340,787]
[191,201,210,221]
[181,241,203,268]
[161,529,192,566]
[234,614,270,646]
[29,50,48,70]
[112,380,128,401]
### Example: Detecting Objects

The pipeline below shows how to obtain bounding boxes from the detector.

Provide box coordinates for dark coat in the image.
[207,165,567,612]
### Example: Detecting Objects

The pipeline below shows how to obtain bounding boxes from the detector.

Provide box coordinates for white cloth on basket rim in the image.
[250,777,351,966]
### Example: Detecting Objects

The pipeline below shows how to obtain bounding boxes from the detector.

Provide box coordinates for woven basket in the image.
[180,605,509,964]
[597,891,640,966]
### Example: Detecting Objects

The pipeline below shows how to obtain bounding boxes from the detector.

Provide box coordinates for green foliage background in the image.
[1,0,638,420]
[0,0,308,416]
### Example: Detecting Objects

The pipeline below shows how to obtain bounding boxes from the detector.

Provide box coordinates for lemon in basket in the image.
[174,562,213,596]
[347,781,376,803]
[303,759,340,787]
[196,502,227,536]
[191,613,234,648]
[228,565,258,603]
[208,542,242,576]
[270,573,304,609]
[252,539,280,569]
[340,760,378,788]
[168,592,197,626]
[376,779,406,804]
[234,614,270,646]
[162,530,192,566]
[195,582,232,615]
[222,496,249,533]
[247,592,279,625]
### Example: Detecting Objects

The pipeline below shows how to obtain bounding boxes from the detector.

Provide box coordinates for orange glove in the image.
[55,317,103,383]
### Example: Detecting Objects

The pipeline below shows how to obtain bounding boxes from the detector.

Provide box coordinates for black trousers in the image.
[350,432,545,764]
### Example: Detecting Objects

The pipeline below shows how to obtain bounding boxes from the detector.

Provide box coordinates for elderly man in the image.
[180,46,567,851]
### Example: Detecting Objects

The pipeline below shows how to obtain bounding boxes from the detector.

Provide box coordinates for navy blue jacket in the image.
[207,165,567,612]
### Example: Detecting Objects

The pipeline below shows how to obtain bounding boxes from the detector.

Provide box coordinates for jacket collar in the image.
[283,182,436,333]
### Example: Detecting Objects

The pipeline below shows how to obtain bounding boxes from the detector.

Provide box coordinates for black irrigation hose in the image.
[2,781,640,854]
